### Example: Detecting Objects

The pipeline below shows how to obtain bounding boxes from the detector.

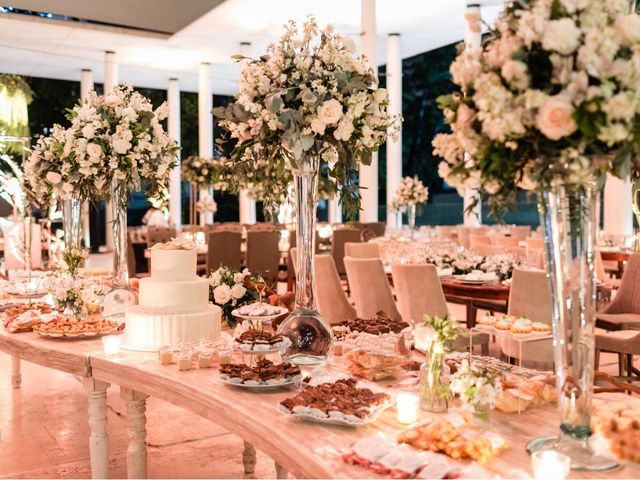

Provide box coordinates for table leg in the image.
[83,378,110,479]
[274,462,288,479]
[242,441,256,474]
[121,387,149,479]
[11,356,21,389]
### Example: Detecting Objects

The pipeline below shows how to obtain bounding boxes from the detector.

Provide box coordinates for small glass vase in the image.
[407,204,417,229]
[632,180,640,252]
[419,349,447,413]
[474,402,490,421]
[63,304,87,322]
[102,182,137,318]
[277,154,333,365]
[526,179,618,471]
[20,215,34,278]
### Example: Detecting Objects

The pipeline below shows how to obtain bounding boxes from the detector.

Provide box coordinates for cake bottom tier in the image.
[122,304,222,351]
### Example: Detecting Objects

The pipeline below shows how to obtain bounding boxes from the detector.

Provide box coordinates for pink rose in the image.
[455,104,475,131]
[317,99,343,126]
[535,95,577,140]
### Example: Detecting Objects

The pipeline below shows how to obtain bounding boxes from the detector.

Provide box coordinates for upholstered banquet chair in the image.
[331,228,362,278]
[314,254,357,324]
[147,226,176,247]
[361,221,386,238]
[500,269,553,367]
[391,263,489,354]
[344,257,402,321]
[491,236,521,248]
[435,225,457,241]
[525,237,544,250]
[206,230,242,273]
[596,254,640,331]
[246,230,280,285]
[595,328,640,377]
[344,241,381,259]
[511,226,531,240]
[469,234,491,249]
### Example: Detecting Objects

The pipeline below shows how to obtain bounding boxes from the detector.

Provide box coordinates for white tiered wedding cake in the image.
[122,240,221,351]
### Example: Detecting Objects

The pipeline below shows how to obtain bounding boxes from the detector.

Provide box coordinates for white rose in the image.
[317,99,343,126]
[209,271,222,287]
[535,95,577,140]
[81,124,95,139]
[61,183,74,193]
[310,117,326,135]
[104,94,120,108]
[112,138,131,154]
[616,14,640,47]
[46,171,62,184]
[373,88,388,104]
[86,143,102,158]
[213,284,232,305]
[231,283,247,300]
[233,272,244,284]
[541,18,581,55]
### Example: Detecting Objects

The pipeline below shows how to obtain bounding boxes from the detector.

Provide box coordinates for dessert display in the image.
[476,315,551,338]
[333,330,399,356]
[3,302,55,333]
[33,316,120,337]
[346,348,408,381]
[453,271,498,283]
[592,398,640,463]
[494,316,512,331]
[476,314,496,327]
[510,317,532,335]
[397,412,508,464]
[335,312,409,336]
[278,378,392,426]
[232,302,289,319]
[220,358,301,387]
[123,240,222,351]
[233,328,291,352]
[531,321,551,333]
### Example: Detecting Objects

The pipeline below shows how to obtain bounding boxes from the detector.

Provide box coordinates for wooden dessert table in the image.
[3,330,640,479]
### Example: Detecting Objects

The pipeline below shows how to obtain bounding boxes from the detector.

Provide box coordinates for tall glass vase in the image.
[62,198,83,250]
[102,182,137,318]
[632,180,640,252]
[407,204,416,229]
[277,155,333,364]
[527,180,617,471]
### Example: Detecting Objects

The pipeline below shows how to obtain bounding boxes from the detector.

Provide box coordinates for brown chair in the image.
[314,254,357,324]
[246,222,278,232]
[331,228,362,278]
[344,257,402,322]
[596,254,640,331]
[491,236,521,248]
[246,230,280,285]
[211,222,242,232]
[344,242,381,259]
[595,328,640,377]
[361,222,385,238]
[180,225,203,235]
[391,263,489,354]
[206,231,242,273]
[147,226,176,247]
[360,228,377,242]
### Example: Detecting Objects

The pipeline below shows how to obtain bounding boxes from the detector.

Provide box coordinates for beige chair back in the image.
[469,234,491,248]
[331,228,362,276]
[314,254,357,324]
[206,231,242,272]
[526,237,544,250]
[392,263,448,323]
[435,225,457,240]
[526,247,545,269]
[246,230,280,284]
[212,222,242,233]
[491,236,521,248]
[344,242,381,259]
[344,257,402,321]
[604,254,640,314]
[473,244,506,257]
[147,226,176,247]
[456,226,471,249]
[511,226,531,240]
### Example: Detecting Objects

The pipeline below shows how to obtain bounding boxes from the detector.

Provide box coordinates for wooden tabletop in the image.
[440,280,511,302]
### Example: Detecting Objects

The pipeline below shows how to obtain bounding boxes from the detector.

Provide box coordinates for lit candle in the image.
[531,450,570,480]
[101,335,122,356]
[396,393,419,424]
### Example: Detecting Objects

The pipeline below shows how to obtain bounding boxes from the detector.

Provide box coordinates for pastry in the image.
[510,318,532,334]
[33,316,119,336]
[335,312,409,335]
[220,358,301,386]
[233,329,289,351]
[494,316,513,331]
[531,321,551,333]
[477,315,496,327]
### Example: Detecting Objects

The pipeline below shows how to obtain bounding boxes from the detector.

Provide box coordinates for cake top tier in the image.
[151,238,197,251]
[149,242,197,281]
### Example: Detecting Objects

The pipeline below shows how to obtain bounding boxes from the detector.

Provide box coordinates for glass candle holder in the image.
[101,335,122,356]
[396,393,420,424]
[531,450,571,480]
[198,349,213,369]
[158,346,174,365]
[177,351,193,371]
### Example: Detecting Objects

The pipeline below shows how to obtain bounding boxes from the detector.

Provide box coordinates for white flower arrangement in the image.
[43,273,106,317]
[26,84,179,207]
[214,17,399,218]
[426,250,521,281]
[392,176,429,209]
[432,0,640,216]
[449,359,502,414]
[196,192,218,214]
[209,266,258,326]
[181,156,229,190]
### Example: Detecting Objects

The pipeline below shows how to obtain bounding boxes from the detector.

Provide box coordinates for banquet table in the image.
[600,250,631,277]
[440,280,511,327]
[3,330,640,479]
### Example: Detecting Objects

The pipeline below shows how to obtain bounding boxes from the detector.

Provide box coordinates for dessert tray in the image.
[33,317,121,338]
[232,303,289,322]
[3,303,56,333]
[220,359,301,389]
[334,312,410,336]
[591,397,640,464]
[475,315,552,338]
[278,378,393,427]
[232,328,292,353]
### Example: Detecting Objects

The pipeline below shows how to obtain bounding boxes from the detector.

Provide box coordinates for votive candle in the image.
[396,393,420,424]
[531,450,570,480]
[101,335,122,356]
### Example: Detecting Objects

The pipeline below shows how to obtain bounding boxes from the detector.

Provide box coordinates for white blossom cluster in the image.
[449,359,503,411]
[181,156,229,190]
[209,266,255,317]
[214,17,399,217]
[43,273,105,315]
[196,192,218,214]
[426,249,521,281]
[391,176,429,208]
[26,85,178,206]
[432,0,640,215]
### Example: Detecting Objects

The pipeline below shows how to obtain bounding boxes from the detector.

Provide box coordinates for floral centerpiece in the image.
[449,359,502,421]
[196,191,217,226]
[58,246,89,277]
[391,176,429,229]
[413,314,459,412]
[214,17,398,364]
[432,1,640,467]
[181,155,230,190]
[426,250,521,281]
[209,266,259,327]
[44,274,106,319]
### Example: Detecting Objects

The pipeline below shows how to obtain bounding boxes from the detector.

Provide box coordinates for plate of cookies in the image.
[33,316,122,338]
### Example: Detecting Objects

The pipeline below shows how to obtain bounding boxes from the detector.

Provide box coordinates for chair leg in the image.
[627,354,634,378]
[618,354,626,377]
[594,349,601,370]
[481,341,489,356]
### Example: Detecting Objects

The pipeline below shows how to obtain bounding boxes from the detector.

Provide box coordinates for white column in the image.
[104,51,118,250]
[80,69,93,249]
[328,198,342,224]
[238,42,257,225]
[604,174,633,237]
[359,0,379,222]
[198,63,214,225]
[168,78,182,227]
[463,4,482,227]
[386,33,402,228]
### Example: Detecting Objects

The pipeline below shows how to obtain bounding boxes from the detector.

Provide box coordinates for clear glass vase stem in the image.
[294,166,318,311]
[62,197,83,251]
